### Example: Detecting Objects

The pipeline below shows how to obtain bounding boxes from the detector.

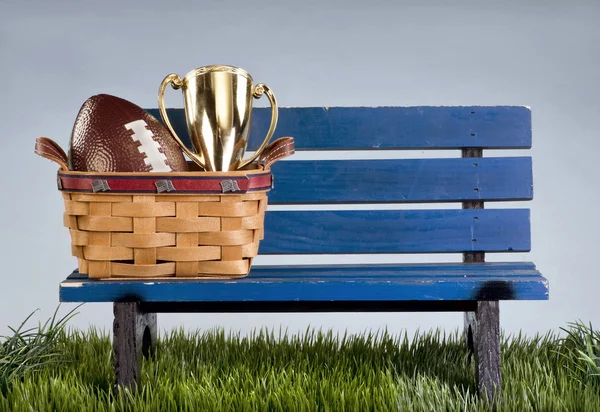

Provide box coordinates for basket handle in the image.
[35,136,69,170]
[258,137,295,168]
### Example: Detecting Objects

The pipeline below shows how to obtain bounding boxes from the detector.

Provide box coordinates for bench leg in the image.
[464,310,477,357]
[471,301,502,403]
[113,302,157,391]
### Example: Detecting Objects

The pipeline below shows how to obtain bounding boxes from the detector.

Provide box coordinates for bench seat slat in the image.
[148,106,531,150]
[242,262,538,274]
[268,157,533,204]
[59,262,548,303]
[260,209,530,254]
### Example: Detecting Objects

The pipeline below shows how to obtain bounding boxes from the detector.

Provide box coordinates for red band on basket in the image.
[57,171,272,194]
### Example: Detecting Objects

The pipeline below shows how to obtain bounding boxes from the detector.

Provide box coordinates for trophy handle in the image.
[238,83,278,169]
[158,73,207,170]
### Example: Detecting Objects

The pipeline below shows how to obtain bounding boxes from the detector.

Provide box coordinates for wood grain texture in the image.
[267,157,533,204]
[462,147,486,263]
[462,146,485,356]
[259,209,531,254]
[475,301,502,403]
[112,303,157,391]
[147,106,532,150]
[59,262,549,303]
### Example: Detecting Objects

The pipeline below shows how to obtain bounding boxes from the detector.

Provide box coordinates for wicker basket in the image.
[35,136,294,280]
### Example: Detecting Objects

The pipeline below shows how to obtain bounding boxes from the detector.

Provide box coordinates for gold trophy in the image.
[158,65,278,171]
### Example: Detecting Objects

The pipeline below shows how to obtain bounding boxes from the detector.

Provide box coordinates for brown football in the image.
[67,94,189,172]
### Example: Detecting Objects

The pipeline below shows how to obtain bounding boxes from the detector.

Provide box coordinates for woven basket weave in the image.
[35,135,294,280]
[58,165,270,280]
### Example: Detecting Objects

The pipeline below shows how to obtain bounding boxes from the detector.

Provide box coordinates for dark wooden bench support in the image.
[465,302,502,399]
[465,310,477,354]
[461,147,501,403]
[113,302,157,391]
[465,302,501,402]
[474,300,501,402]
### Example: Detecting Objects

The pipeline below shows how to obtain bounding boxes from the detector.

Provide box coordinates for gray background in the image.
[1,0,598,337]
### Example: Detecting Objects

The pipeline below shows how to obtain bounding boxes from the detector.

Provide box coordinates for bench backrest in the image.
[147,106,533,257]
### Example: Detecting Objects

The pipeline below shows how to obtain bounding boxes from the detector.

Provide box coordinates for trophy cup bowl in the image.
[158,65,278,172]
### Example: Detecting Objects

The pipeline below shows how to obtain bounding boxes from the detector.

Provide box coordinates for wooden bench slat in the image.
[268,157,533,204]
[259,209,530,254]
[147,106,531,151]
[226,262,538,277]
[59,262,547,303]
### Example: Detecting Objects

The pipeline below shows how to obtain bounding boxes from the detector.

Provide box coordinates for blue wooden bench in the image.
[59,106,548,401]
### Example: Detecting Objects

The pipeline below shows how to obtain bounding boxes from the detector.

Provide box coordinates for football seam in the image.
[124,119,173,172]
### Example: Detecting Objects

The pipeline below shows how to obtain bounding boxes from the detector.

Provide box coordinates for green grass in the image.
[0,305,79,396]
[1,309,600,411]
